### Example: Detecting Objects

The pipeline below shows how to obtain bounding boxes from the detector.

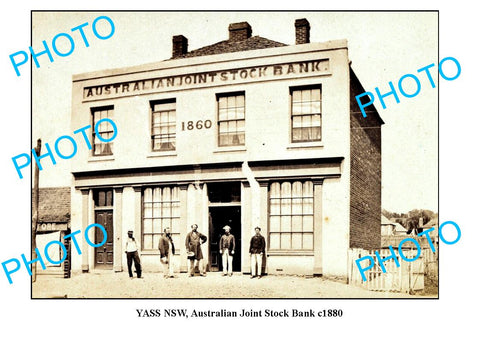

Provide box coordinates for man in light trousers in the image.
[158,227,175,278]
[249,227,265,279]
[219,225,235,276]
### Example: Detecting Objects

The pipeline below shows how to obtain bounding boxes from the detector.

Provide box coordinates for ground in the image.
[32,271,437,299]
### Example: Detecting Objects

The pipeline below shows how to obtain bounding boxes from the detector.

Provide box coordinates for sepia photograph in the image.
[30,11,438,299]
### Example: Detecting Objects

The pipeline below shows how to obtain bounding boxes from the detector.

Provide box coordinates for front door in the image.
[209,206,241,272]
[94,210,114,268]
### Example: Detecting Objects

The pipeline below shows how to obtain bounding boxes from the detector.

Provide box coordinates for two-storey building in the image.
[70,18,383,281]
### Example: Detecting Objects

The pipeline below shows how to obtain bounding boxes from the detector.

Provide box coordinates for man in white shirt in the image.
[125,230,142,278]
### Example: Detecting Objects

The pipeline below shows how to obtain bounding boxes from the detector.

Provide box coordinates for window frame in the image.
[141,186,180,252]
[267,180,314,251]
[91,105,114,156]
[150,99,176,152]
[290,85,322,143]
[216,91,246,147]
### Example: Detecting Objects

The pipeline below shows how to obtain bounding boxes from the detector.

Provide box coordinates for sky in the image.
[30,11,438,214]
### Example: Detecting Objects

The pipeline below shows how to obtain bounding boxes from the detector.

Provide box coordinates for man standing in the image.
[185,224,207,277]
[125,230,142,279]
[158,227,175,278]
[219,225,235,276]
[249,227,265,279]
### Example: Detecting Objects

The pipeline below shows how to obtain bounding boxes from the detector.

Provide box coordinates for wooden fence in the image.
[348,248,431,293]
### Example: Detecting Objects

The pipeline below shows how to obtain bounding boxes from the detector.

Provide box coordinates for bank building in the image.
[69,18,383,281]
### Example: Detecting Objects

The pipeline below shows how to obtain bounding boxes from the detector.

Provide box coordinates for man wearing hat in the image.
[249,227,265,279]
[125,230,142,279]
[158,227,175,278]
[219,225,235,276]
[185,224,207,277]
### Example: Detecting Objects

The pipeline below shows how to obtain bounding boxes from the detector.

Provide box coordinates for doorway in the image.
[94,210,114,268]
[209,206,241,272]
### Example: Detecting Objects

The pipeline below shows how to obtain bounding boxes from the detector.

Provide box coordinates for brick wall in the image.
[349,69,383,249]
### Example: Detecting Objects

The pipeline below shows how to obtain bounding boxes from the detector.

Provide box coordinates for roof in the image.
[381,215,395,225]
[33,187,71,223]
[171,36,287,60]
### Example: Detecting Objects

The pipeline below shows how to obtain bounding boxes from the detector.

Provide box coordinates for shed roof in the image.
[33,187,71,223]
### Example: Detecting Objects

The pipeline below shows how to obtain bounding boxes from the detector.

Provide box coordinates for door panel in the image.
[95,210,114,268]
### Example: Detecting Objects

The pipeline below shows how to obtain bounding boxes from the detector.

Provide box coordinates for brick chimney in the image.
[295,18,310,44]
[228,22,252,42]
[172,35,188,58]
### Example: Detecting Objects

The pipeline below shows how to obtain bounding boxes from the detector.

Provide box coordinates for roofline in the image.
[350,66,385,125]
[72,39,348,82]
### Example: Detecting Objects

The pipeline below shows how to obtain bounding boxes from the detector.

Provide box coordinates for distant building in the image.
[69,18,383,280]
[34,187,71,276]
[381,215,407,236]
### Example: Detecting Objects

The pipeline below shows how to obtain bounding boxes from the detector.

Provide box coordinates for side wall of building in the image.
[349,69,382,249]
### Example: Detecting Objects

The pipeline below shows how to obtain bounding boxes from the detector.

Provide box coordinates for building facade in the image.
[69,19,383,280]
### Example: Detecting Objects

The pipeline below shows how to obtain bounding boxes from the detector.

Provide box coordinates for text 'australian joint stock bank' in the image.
[137,308,343,318]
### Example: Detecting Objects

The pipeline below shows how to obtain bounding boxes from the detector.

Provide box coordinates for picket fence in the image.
[348,248,430,293]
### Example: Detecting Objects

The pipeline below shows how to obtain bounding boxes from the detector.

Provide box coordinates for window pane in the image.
[303,215,314,232]
[143,235,152,250]
[311,89,321,101]
[301,101,310,114]
[171,217,179,233]
[281,198,291,215]
[292,233,302,249]
[219,122,228,133]
[236,95,245,107]
[237,119,245,131]
[227,95,235,107]
[218,96,227,109]
[270,233,280,249]
[98,191,106,206]
[270,198,280,215]
[303,233,314,249]
[303,198,313,215]
[292,128,302,141]
[281,215,291,232]
[270,216,280,232]
[292,215,302,232]
[270,182,281,198]
[281,182,291,198]
[144,219,152,233]
[162,218,171,232]
[153,219,162,234]
[281,233,291,250]
[227,107,236,120]
[219,108,228,121]
[236,106,245,119]
[144,203,152,219]
[292,90,301,102]
[153,188,161,202]
[144,188,152,202]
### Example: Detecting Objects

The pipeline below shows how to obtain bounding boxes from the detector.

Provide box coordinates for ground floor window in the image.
[142,186,180,250]
[268,181,314,250]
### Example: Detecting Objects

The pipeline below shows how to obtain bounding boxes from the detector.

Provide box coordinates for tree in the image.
[405,209,435,235]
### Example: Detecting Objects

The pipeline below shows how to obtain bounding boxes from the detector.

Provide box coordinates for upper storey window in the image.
[217,92,245,147]
[291,86,321,142]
